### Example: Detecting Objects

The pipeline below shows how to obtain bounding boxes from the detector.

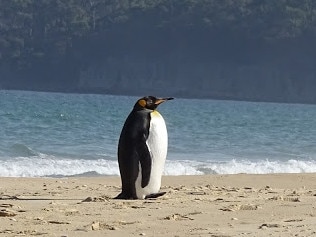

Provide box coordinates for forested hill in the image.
[1,0,316,103]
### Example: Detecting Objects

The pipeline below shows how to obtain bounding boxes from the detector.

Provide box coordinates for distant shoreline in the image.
[2,88,316,105]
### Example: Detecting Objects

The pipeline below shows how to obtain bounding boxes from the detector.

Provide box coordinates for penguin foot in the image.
[114,192,166,200]
[145,192,166,199]
[113,192,136,200]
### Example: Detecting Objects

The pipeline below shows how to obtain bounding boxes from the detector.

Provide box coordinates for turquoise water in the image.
[1,90,316,177]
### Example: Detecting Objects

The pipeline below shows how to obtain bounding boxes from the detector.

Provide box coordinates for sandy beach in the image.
[1,174,316,237]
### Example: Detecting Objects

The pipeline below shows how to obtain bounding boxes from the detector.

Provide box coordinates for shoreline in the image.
[1,171,316,180]
[2,169,316,178]
[3,157,316,177]
[1,174,316,236]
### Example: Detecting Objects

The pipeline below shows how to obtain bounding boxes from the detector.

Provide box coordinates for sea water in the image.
[1,90,316,177]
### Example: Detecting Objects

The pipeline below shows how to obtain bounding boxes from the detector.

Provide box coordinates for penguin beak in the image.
[154,97,174,105]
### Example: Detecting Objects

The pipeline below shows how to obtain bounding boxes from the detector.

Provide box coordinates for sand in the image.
[1,174,316,237]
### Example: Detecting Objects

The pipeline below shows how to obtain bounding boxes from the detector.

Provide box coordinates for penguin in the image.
[115,96,173,199]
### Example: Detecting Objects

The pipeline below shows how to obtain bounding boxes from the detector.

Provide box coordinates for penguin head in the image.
[134,96,174,111]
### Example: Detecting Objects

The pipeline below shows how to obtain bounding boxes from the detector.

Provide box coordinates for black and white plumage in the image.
[115,96,173,199]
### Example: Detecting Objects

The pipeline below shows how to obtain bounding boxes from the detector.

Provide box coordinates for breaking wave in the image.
[1,156,316,177]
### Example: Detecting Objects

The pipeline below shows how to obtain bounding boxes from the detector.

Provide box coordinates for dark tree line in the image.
[1,0,316,102]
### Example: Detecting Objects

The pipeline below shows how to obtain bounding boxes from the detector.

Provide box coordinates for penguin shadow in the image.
[80,192,167,204]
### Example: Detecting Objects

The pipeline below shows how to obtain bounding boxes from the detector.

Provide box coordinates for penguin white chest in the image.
[136,111,168,199]
[147,111,168,166]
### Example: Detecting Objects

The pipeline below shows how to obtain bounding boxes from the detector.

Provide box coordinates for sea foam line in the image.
[1,157,316,177]
[0,157,119,177]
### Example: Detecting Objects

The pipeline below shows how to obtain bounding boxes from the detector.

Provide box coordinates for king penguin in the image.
[115,96,173,199]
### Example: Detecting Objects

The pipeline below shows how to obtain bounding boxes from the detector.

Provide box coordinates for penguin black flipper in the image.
[138,140,152,188]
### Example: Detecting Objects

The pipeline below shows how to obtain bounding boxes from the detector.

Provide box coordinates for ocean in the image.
[1,90,316,177]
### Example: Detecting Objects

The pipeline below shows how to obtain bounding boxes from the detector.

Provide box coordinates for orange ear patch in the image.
[138,99,146,107]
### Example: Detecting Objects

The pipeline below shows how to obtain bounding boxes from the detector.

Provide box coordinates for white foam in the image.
[1,157,316,177]
[164,159,316,175]
[163,160,204,175]
[0,156,119,177]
